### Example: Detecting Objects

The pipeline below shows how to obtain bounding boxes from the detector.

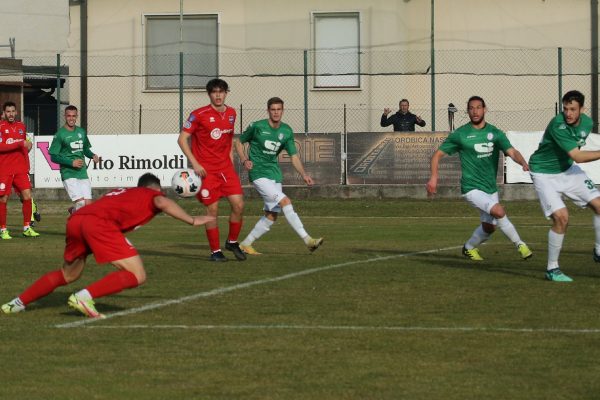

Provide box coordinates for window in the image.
[145,14,218,90]
[313,12,360,88]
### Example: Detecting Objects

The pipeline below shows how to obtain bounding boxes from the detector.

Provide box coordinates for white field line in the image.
[77,324,600,335]
[55,245,461,329]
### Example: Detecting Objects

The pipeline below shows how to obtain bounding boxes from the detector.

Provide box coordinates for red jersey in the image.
[182,104,236,172]
[0,120,29,174]
[73,187,163,233]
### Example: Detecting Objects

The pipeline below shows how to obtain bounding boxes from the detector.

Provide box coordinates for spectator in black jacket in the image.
[380,99,426,132]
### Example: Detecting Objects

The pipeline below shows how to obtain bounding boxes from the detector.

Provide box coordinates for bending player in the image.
[2,173,214,318]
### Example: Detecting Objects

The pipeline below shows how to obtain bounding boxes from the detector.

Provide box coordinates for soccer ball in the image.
[171,169,201,198]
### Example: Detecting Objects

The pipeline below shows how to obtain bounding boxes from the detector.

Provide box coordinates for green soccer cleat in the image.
[0,229,12,240]
[306,237,324,253]
[517,243,533,260]
[462,245,483,261]
[1,300,25,314]
[22,227,40,238]
[31,198,41,222]
[240,244,262,255]
[545,268,573,282]
[68,294,105,318]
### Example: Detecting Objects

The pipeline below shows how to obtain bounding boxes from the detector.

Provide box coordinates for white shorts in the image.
[63,178,92,202]
[462,189,500,225]
[252,177,287,213]
[530,164,600,217]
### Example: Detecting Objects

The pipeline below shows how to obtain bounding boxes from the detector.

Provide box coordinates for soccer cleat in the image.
[517,243,533,260]
[1,300,25,314]
[209,250,228,262]
[306,237,324,253]
[593,248,600,263]
[462,245,483,261]
[68,294,105,318]
[0,230,12,240]
[240,244,262,255]
[22,227,40,238]
[225,241,247,261]
[545,268,573,282]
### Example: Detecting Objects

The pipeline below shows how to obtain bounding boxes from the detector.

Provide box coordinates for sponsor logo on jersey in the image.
[263,140,282,154]
[78,133,82,138]
[474,142,494,157]
[559,123,567,129]
[19,129,24,135]
[201,188,210,198]
[278,133,284,140]
[209,117,215,123]
[210,128,233,140]
[229,116,235,125]
[486,133,494,141]
[580,130,587,137]
[0,183,4,190]
[0,137,2,143]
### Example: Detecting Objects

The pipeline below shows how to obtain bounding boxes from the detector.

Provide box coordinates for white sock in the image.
[496,216,523,246]
[547,230,564,270]
[465,225,491,249]
[594,214,600,254]
[282,204,309,241]
[240,216,273,246]
[75,289,93,301]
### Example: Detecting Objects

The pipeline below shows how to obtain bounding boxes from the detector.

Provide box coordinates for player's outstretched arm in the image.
[506,148,529,171]
[426,150,445,196]
[568,147,600,164]
[153,195,215,226]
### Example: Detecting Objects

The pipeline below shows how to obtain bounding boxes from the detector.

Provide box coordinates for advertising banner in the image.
[34,134,186,188]
[345,132,484,185]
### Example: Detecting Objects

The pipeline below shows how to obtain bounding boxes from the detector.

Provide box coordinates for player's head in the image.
[137,173,161,190]
[64,105,78,129]
[267,97,284,124]
[2,101,17,123]
[399,99,409,113]
[206,78,229,108]
[562,90,585,125]
[467,96,486,126]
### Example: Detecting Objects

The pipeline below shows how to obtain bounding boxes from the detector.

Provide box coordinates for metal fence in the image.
[18,47,593,136]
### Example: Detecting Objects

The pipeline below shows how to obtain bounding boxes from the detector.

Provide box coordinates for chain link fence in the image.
[17,48,595,135]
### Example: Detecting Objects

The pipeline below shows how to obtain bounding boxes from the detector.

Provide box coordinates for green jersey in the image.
[49,126,95,180]
[239,119,298,183]
[439,122,512,194]
[529,113,594,174]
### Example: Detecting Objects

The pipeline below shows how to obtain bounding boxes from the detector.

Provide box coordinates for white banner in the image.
[506,131,600,184]
[33,134,186,188]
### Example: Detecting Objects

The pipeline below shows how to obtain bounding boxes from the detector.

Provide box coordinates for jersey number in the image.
[585,179,596,190]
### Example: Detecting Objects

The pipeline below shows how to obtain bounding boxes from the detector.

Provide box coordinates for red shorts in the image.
[197,167,243,206]
[0,173,31,196]
[64,215,138,264]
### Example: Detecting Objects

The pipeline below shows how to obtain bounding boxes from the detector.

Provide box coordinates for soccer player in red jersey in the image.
[1,173,214,318]
[0,101,39,239]
[178,78,246,262]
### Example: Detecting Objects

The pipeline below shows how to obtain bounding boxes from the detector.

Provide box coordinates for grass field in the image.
[2,197,600,399]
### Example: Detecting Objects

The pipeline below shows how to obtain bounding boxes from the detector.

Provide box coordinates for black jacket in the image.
[380,112,426,132]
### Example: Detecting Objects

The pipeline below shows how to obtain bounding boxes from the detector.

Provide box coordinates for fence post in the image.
[56,53,61,132]
[179,51,184,130]
[558,47,562,108]
[304,49,308,133]
[430,0,436,131]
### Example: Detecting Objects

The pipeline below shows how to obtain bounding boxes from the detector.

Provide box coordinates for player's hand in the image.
[383,108,391,115]
[426,178,437,198]
[303,175,314,186]
[93,154,100,164]
[416,115,423,123]
[72,159,84,168]
[24,140,33,151]
[191,215,216,226]
[243,160,253,170]
[192,163,207,178]
[521,162,530,172]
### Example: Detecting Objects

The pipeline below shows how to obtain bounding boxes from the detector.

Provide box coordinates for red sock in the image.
[22,198,32,227]
[227,220,243,242]
[206,226,221,252]
[86,270,139,299]
[0,201,6,228]
[20,270,68,305]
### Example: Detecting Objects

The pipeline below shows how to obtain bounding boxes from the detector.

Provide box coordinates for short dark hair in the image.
[267,97,284,108]
[65,105,78,113]
[137,173,161,188]
[3,101,16,111]
[562,90,585,107]
[206,78,229,93]
[399,99,409,105]
[467,96,486,108]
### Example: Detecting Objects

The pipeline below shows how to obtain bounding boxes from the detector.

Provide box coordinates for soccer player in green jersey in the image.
[529,90,600,282]
[234,97,323,255]
[49,105,100,213]
[427,96,532,261]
